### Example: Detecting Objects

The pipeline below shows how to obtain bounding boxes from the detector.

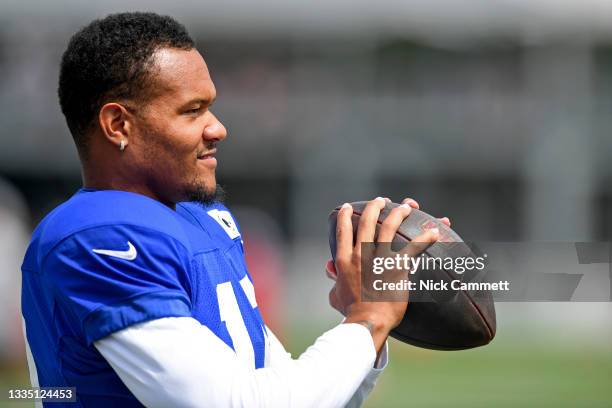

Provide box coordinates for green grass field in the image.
[366,343,612,407]
[286,324,612,408]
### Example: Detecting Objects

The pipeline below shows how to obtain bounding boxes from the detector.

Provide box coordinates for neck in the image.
[82,171,176,210]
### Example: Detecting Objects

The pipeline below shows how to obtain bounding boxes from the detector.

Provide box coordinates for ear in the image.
[98,103,133,150]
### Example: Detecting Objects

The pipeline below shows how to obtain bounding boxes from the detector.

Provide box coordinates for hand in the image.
[325,197,450,279]
[399,197,451,227]
[327,197,443,352]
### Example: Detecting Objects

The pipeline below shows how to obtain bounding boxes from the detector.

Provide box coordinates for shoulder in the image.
[26,190,192,269]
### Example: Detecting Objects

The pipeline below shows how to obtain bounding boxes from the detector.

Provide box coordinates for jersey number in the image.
[216,277,261,367]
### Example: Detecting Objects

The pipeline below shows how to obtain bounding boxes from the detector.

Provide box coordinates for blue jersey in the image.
[21,189,268,407]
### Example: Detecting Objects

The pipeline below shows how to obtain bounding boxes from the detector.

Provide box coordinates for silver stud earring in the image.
[119,139,126,151]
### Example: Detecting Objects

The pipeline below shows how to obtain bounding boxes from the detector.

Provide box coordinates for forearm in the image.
[95,317,377,408]
[267,323,389,408]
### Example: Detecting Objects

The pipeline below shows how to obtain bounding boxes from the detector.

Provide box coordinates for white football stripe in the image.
[239,276,258,309]
[22,317,43,408]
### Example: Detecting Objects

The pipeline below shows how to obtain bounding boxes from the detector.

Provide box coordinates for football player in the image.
[21,12,442,407]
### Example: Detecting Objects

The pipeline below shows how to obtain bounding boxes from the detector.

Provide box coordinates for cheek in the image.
[169,121,203,152]
[135,114,202,167]
[154,128,200,161]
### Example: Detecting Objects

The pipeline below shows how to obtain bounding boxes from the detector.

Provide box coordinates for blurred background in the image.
[1,0,612,406]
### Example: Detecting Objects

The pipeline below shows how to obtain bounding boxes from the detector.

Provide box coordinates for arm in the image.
[95,317,377,408]
[265,327,388,408]
[90,198,437,407]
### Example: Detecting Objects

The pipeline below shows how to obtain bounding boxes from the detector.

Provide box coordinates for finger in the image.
[335,203,354,265]
[401,197,420,209]
[326,259,337,274]
[329,286,341,313]
[404,228,439,257]
[383,197,392,203]
[439,217,451,227]
[356,197,387,246]
[378,204,412,242]
[326,259,338,281]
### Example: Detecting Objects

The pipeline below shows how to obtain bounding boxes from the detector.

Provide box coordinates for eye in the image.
[185,106,203,115]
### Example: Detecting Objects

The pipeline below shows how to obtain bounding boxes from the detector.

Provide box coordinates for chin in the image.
[184,180,224,206]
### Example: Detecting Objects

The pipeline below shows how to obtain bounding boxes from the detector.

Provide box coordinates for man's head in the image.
[58,12,227,207]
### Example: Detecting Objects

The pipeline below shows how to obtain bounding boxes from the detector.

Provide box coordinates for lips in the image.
[197,148,216,160]
[197,148,218,168]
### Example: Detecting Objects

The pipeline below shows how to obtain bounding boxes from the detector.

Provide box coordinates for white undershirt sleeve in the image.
[344,341,388,408]
[95,317,379,408]
[265,326,388,408]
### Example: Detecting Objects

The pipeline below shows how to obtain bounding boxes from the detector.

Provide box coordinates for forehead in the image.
[149,47,215,101]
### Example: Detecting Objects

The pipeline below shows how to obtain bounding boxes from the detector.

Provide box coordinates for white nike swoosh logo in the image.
[92,241,137,261]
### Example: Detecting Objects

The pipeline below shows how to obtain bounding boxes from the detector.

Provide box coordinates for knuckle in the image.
[367,197,385,209]
[389,208,405,221]
[386,207,401,219]
[329,288,336,305]
[335,255,350,268]
[396,204,410,214]
[379,217,392,229]
[381,213,402,229]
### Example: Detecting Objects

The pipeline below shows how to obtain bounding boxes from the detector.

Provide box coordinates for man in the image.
[21,12,442,407]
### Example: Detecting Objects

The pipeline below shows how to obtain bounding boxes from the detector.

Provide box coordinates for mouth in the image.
[197,148,217,168]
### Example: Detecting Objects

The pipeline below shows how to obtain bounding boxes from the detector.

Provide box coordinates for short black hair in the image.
[58,12,194,153]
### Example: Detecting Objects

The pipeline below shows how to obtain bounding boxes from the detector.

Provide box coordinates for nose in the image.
[204,112,227,142]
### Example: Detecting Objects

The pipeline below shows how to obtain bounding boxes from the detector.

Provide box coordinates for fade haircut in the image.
[58,12,194,155]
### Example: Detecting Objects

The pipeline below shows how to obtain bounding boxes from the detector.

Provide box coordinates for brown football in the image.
[328,201,496,350]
